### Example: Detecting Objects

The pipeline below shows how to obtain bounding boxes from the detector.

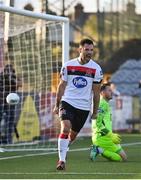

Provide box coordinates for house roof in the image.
[110,59,141,96]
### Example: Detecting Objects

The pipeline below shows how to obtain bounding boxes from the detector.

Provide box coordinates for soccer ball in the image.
[6,93,20,105]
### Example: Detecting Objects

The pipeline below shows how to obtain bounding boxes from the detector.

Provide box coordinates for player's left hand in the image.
[111,133,121,144]
[107,132,121,144]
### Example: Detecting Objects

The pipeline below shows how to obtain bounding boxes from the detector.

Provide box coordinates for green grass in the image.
[0,134,141,179]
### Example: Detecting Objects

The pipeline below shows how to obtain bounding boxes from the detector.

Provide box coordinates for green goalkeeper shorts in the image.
[92,136,122,153]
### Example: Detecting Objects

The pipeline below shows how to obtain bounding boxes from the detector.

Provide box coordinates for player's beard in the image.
[83,54,91,63]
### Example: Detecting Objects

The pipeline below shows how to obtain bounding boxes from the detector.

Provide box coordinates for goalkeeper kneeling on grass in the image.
[90,83,127,162]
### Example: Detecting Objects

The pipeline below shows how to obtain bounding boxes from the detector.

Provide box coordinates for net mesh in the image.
[0,10,63,151]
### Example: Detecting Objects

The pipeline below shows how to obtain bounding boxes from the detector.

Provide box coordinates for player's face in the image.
[79,43,94,64]
[104,86,113,100]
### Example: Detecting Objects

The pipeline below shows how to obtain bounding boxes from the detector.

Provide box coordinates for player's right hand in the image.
[53,105,59,114]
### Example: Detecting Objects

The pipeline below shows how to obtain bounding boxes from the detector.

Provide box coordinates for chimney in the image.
[74,3,84,20]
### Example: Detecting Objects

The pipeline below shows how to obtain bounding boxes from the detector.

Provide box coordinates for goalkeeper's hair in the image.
[100,82,111,92]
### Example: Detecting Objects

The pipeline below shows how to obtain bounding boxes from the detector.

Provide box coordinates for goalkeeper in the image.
[90,83,127,161]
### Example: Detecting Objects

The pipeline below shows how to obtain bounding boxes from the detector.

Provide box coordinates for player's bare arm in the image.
[53,79,67,114]
[92,83,101,119]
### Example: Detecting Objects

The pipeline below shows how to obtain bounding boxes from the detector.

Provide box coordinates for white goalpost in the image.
[0,5,69,151]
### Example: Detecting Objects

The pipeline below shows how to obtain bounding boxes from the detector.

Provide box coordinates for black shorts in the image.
[59,101,90,133]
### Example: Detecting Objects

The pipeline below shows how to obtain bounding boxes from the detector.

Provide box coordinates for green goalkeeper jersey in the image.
[92,97,112,139]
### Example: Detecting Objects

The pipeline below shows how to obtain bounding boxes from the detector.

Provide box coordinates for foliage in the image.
[102,39,141,73]
[83,10,141,63]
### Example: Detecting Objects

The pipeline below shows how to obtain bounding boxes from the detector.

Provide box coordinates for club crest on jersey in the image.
[85,69,93,77]
[73,77,87,88]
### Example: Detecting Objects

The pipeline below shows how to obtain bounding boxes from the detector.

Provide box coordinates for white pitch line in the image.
[122,142,141,146]
[0,172,140,175]
[0,141,141,161]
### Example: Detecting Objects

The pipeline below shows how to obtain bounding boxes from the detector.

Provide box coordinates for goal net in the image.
[0,5,69,152]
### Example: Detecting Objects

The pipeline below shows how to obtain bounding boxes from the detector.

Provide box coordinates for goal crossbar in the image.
[0,5,69,64]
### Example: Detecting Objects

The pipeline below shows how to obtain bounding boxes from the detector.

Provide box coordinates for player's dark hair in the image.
[79,38,94,46]
[100,83,111,92]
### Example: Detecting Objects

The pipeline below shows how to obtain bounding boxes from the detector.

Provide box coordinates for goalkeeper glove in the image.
[106,132,121,144]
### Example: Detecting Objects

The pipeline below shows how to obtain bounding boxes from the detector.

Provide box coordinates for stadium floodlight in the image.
[0,5,69,151]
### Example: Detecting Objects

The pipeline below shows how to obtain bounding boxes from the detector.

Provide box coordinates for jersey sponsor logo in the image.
[73,77,87,88]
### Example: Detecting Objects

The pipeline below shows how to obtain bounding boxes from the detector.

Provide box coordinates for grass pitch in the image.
[0,134,141,179]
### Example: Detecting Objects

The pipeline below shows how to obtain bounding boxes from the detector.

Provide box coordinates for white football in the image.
[6,93,20,105]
